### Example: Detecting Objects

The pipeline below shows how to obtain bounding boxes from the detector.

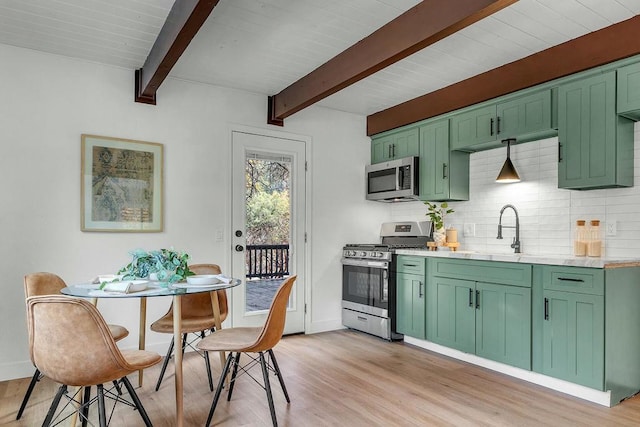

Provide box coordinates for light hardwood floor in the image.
[2,330,640,426]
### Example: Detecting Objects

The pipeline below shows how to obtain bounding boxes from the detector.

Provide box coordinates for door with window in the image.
[231,130,306,334]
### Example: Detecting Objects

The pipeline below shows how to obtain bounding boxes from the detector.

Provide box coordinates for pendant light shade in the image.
[496,138,520,183]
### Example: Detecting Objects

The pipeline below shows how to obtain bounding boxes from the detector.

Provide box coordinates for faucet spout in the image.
[497,204,521,253]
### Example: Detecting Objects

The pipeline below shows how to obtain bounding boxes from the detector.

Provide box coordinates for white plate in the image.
[186,275,221,286]
[102,280,148,293]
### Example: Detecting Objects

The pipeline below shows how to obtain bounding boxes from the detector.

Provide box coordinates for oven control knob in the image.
[359,251,367,257]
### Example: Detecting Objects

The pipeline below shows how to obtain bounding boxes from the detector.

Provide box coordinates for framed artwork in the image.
[81,134,163,232]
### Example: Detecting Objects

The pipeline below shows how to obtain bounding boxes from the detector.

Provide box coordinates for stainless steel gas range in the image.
[341,221,433,340]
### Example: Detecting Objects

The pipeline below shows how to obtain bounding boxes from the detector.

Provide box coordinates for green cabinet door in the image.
[427,276,475,353]
[558,71,634,189]
[419,119,469,201]
[371,127,419,164]
[617,62,640,120]
[396,272,426,339]
[475,282,531,370]
[496,90,553,141]
[542,289,604,390]
[450,105,496,152]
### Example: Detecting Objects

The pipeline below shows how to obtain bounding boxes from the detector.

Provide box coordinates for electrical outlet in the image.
[463,223,475,237]
[215,228,224,241]
[606,221,617,237]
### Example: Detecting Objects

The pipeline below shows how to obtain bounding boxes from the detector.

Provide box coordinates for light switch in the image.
[215,228,224,241]
[463,223,475,237]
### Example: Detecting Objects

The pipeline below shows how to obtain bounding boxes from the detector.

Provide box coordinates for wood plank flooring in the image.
[2,330,640,426]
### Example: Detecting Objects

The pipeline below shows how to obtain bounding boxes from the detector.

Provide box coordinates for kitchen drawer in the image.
[396,256,426,275]
[541,266,604,295]
[431,258,532,287]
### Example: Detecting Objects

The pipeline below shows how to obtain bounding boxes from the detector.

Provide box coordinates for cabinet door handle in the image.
[497,116,501,134]
[442,163,448,179]
[388,145,392,158]
[544,298,549,320]
[468,288,473,307]
[557,277,585,283]
[403,264,417,267]
[475,290,480,309]
[418,281,424,298]
[558,142,562,162]
[490,118,494,136]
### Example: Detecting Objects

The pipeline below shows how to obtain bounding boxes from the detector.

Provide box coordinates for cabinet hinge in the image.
[304,232,308,243]
[304,303,307,314]
[305,161,308,172]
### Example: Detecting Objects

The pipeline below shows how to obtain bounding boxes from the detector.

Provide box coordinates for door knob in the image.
[235,245,244,252]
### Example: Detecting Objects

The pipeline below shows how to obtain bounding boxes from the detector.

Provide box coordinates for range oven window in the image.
[342,262,388,310]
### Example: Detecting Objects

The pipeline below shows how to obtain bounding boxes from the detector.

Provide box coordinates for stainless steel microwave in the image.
[365,156,419,202]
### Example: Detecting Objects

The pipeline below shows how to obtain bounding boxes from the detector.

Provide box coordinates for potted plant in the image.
[118,248,194,284]
[424,201,454,245]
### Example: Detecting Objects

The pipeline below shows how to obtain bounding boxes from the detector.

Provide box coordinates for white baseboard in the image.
[0,360,36,382]
[403,336,612,407]
[306,319,345,334]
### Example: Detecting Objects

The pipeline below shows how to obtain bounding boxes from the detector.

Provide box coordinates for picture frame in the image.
[81,134,163,232]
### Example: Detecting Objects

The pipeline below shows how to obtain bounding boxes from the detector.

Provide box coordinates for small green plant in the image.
[117,248,194,283]
[424,201,454,230]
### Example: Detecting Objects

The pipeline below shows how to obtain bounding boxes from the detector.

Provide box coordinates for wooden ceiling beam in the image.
[367,14,640,136]
[267,0,517,126]
[135,0,220,105]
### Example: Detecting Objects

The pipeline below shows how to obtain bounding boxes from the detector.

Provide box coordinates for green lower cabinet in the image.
[427,277,475,353]
[542,289,604,390]
[475,282,531,370]
[426,276,531,369]
[396,272,426,339]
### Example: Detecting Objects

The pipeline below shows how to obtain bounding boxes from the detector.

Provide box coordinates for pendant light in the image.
[496,138,520,183]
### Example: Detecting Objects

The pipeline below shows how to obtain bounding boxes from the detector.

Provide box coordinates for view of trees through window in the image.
[245,157,290,245]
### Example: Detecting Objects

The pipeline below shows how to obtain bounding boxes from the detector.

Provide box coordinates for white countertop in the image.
[394,248,640,269]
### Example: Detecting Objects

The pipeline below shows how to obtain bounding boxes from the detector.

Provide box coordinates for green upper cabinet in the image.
[450,89,555,152]
[418,119,469,201]
[558,71,635,190]
[371,127,419,164]
[617,62,640,120]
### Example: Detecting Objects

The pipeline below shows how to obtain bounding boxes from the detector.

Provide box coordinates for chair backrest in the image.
[24,272,67,297]
[26,295,135,386]
[245,275,297,353]
[182,263,229,320]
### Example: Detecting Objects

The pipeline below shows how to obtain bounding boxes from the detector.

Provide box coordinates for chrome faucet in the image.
[497,204,521,253]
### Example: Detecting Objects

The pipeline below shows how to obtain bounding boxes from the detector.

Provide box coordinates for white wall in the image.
[392,127,640,259]
[0,44,390,381]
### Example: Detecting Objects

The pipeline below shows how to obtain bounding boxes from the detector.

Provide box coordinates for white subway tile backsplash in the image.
[392,123,640,258]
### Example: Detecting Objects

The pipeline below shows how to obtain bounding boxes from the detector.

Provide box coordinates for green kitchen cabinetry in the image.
[418,119,469,201]
[396,256,426,339]
[617,62,640,121]
[450,89,555,152]
[558,71,635,190]
[531,265,640,402]
[426,258,532,370]
[371,126,419,164]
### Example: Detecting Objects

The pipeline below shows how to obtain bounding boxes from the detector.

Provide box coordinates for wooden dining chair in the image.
[197,275,297,427]
[150,263,229,391]
[17,272,129,421]
[26,295,161,426]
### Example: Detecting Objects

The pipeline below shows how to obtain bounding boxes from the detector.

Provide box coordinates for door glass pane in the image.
[244,151,291,313]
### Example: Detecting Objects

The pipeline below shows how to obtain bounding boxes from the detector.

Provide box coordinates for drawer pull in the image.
[357,316,367,322]
[557,277,585,283]
[403,264,418,267]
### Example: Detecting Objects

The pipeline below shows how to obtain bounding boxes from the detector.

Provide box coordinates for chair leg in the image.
[227,352,242,401]
[205,352,234,427]
[42,384,67,427]
[112,379,122,395]
[268,349,290,403]
[81,386,91,427]
[202,331,214,391]
[16,368,42,420]
[121,376,154,427]
[97,384,107,427]
[181,333,188,354]
[155,336,175,391]
[260,352,278,427]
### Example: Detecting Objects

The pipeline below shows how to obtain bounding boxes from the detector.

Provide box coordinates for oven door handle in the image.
[341,258,389,269]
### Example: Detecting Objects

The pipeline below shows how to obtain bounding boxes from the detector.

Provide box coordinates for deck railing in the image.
[245,244,290,279]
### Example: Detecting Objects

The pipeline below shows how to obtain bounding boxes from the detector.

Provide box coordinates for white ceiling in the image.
[1,0,639,117]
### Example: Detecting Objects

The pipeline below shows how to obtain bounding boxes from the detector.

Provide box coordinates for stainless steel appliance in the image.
[341,221,433,340]
[365,156,419,202]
